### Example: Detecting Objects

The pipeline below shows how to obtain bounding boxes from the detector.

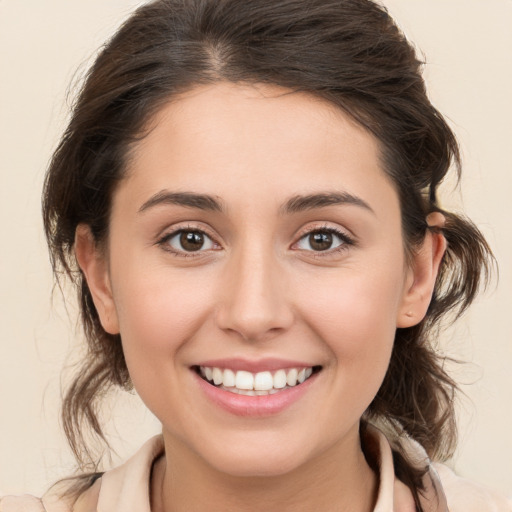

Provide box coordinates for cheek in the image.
[109,266,220,425]
[110,266,215,371]
[300,268,403,342]
[297,264,405,393]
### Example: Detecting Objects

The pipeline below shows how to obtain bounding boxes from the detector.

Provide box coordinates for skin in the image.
[76,82,446,511]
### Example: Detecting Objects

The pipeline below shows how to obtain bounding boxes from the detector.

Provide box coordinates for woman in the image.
[1,0,510,510]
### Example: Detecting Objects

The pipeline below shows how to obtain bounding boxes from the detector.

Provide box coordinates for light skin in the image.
[75,82,446,511]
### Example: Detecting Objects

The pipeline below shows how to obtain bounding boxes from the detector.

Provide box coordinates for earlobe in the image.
[74,224,120,334]
[397,214,447,328]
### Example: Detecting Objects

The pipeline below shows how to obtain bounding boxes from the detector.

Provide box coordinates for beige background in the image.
[1,0,511,497]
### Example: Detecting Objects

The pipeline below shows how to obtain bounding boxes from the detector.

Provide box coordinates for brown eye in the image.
[165,230,216,253]
[295,229,350,253]
[309,232,333,251]
[180,231,205,251]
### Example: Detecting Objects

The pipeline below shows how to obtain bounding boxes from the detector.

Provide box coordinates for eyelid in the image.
[291,223,356,253]
[154,221,355,258]
[293,222,355,243]
[156,223,222,256]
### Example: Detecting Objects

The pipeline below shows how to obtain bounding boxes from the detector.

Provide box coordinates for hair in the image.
[42,0,493,508]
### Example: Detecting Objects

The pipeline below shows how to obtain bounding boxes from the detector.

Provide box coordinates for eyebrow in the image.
[138,189,373,216]
[281,192,374,215]
[138,191,224,213]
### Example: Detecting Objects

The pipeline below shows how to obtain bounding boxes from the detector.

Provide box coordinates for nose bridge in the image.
[215,237,293,341]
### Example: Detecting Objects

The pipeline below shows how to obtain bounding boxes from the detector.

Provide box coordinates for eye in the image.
[163,229,217,253]
[295,228,351,252]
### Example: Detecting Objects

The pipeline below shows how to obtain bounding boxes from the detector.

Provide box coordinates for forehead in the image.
[132,82,379,162]
[120,82,397,217]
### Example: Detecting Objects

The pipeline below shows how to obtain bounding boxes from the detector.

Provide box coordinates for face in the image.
[78,82,435,478]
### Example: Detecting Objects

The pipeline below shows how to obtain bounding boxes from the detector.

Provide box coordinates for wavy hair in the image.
[43,0,493,507]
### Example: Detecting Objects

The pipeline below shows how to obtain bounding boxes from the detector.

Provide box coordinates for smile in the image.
[197,366,320,396]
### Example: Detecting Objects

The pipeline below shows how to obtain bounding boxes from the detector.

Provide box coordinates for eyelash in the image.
[156,224,355,258]
[156,224,220,258]
[293,225,355,257]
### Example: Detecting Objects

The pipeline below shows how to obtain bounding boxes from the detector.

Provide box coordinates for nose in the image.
[215,244,294,342]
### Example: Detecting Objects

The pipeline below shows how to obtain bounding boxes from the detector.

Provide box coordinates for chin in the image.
[211,453,307,479]
[198,436,314,478]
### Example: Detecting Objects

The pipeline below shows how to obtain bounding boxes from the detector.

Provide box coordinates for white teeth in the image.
[286,368,298,386]
[212,367,223,385]
[199,365,317,392]
[237,389,254,396]
[235,370,254,390]
[254,371,273,391]
[223,369,236,387]
[273,369,287,389]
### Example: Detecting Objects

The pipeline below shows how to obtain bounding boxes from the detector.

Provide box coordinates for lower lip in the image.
[193,371,319,417]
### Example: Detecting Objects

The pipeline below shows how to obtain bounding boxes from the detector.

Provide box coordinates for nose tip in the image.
[217,305,288,343]
[214,256,294,342]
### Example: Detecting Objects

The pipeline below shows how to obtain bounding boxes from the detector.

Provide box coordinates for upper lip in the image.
[194,358,319,373]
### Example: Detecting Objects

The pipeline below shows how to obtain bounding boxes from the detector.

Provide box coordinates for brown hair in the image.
[43,0,493,507]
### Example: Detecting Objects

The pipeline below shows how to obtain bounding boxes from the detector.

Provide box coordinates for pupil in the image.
[310,232,332,251]
[180,231,204,251]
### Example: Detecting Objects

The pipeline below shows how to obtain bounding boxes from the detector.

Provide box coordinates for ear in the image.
[397,213,447,328]
[74,224,120,334]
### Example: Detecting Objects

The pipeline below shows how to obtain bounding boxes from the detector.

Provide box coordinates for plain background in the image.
[0,0,511,498]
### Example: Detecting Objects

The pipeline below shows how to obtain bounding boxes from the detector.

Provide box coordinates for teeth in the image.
[223,369,235,387]
[273,369,287,389]
[219,385,291,396]
[212,367,223,385]
[199,365,317,393]
[254,371,273,391]
[235,371,254,390]
[286,368,298,386]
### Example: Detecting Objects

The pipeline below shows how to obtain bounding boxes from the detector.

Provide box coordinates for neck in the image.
[151,428,378,512]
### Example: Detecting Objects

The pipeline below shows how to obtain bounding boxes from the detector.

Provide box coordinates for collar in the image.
[367,425,448,512]
[94,428,448,512]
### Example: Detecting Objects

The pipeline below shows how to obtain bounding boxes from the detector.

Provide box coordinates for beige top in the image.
[1,428,510,511]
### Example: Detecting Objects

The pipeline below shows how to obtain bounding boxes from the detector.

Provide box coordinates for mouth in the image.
[193,365,322,396]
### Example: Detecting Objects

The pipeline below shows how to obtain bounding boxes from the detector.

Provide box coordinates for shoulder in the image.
[0,436,163,512]
[0,478,100,512]
[434,463,512,512]
[0,495,47,512]
[0,485,76,512]
[367,423,511,512]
